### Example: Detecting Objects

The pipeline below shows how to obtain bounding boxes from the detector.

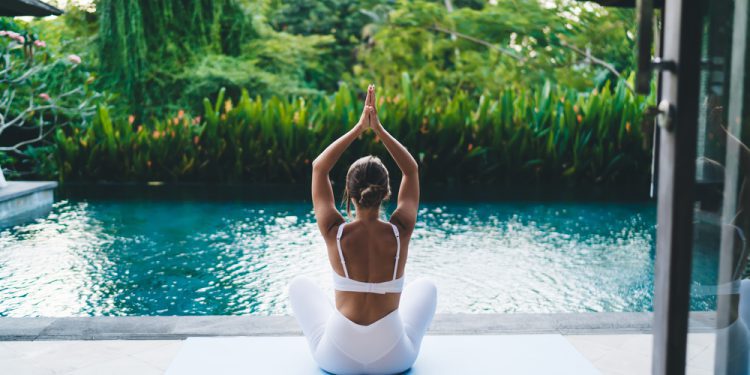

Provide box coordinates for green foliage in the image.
[45,76,652,186]
[353,0,636,95]
[268,0,376,91]
[29,0,641,114]
[12,1,650,187]
[97,0,253,115]
[0,17,102,177]
[96,0,341,116]
[24,5,99,64]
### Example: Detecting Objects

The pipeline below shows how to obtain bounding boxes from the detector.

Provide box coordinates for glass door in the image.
[688,0,750,374]
[651,0,750,374]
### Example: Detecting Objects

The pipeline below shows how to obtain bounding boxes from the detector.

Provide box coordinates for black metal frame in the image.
[652,0,703,374]
[0,0,63,17]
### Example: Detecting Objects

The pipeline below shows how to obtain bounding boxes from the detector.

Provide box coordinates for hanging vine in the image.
[97,0,250,117]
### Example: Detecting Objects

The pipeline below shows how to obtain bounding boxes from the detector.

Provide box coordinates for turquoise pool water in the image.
[0,186,715,317]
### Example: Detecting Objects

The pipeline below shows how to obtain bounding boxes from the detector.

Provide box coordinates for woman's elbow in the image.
[404,161,419,176]
[311,158,326,174]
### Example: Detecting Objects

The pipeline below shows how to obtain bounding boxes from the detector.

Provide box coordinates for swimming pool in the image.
[0,185,715,317]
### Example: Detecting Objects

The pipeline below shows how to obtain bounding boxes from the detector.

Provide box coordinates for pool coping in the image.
[0,181,57,225]
[0,181,57,202]
[0,312,716,341]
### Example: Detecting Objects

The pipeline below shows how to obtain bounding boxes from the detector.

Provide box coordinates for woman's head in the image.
[343,155,391,216]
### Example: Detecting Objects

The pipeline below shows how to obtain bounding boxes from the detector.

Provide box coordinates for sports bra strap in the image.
[336,223,349,278]
[335,222,401,281]
[390,223,400,281]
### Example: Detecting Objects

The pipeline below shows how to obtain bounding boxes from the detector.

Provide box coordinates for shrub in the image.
[46,74,652,186]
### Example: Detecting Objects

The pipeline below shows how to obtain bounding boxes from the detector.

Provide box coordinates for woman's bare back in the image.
[325,219,410,325]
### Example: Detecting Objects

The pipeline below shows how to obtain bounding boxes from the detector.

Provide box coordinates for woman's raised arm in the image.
[366,86,419,232]
[311,86,372,235]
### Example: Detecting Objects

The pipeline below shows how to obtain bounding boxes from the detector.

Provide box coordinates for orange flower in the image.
[573,105,579,113]
[576,114,583,123]
[194,136,200,145]
[128,115,135,124]
[152,130,161,139]
[625,122,632,133]
[178,109,185,119]
[467,143,474,151]
[137,125,143,132]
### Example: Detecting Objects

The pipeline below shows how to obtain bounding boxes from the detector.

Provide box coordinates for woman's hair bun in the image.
[343,155,391,216]
[358,184,388,207]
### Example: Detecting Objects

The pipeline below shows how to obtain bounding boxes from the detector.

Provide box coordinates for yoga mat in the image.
[166,335,599,374]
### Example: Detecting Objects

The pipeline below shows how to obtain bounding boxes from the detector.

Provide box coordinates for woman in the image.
[288,84,437,375]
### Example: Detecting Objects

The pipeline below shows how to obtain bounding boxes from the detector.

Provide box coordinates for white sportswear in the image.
[288,221,437,374]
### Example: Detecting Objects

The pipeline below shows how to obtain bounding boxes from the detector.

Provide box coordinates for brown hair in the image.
[342,155,391,216]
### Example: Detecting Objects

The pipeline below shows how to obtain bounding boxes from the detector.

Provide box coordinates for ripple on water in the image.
[0,199,716,316]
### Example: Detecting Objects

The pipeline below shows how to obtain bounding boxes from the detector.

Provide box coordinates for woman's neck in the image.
[354,208,380,222]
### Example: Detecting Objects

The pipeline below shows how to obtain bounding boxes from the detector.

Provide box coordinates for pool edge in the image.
[0,312,715,340]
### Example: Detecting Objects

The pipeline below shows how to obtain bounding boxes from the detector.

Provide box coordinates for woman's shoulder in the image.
[318,219,345,242]
[388,215,414,236]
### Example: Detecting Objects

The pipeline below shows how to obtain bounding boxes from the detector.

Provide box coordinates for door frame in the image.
[651,0,704,374]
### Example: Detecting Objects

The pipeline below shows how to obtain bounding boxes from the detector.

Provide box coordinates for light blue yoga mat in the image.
[166,335,599,374]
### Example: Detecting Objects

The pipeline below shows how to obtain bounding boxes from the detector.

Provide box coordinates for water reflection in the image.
[0,196,713,316]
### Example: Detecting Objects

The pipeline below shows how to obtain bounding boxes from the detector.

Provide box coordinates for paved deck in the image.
[0,333,716,374]
[0,313,718,373]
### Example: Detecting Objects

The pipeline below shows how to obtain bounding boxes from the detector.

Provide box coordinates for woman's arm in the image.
[311,87,372,235]
[367,86,419,232]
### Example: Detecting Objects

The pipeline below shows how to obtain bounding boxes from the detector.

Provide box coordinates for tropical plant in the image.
[8,0,651,188]
[96,0,337,117]
[0,23,100,183]
[46,74,652,186]
[268,0,375,91]
[353,0,636,96]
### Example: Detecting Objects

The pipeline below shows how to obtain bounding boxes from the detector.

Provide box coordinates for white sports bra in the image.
[332,222,405,294]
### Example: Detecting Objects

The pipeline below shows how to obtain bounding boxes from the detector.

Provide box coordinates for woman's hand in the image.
[357,84,374,133]
[366,84,383,134]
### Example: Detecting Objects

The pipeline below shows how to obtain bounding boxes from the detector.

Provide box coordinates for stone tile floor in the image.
[0,334,715,374]
[565,333,715,375]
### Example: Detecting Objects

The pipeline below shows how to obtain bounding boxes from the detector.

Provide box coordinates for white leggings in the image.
[288,276,437,375]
